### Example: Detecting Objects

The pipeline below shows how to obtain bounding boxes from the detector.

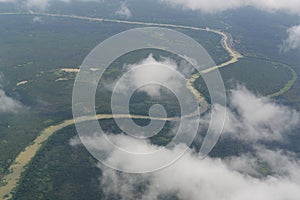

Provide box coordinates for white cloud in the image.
[96,135,300,200]
[25,0,51,10]
[0,0,70,11]
[256,148,300,185]
[282,25,300,52]
[0,74,22,113]
[209,86,299,142]
[224,153,261,177]
[0,89,22,113]
[32,16,42,22]
[1,0,300,14]
[114,55,190,98]
[0,0,14,2]
[160,0,300,14]
[70,133,300,200]
[70,87,300,199]
[0,0,103,10]
[115,2,132,19]
[159,0,300,50]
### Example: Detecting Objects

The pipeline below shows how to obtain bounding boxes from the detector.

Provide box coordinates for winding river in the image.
[0,12,242,199]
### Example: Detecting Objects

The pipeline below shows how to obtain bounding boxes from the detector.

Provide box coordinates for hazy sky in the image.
[0,0,299,50]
